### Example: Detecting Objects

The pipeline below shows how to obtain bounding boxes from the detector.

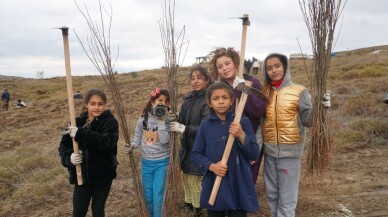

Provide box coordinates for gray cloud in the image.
[0,0,387,78]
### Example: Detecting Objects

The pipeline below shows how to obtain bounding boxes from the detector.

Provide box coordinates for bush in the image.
[349,118,388,146]
[341,95,383,117]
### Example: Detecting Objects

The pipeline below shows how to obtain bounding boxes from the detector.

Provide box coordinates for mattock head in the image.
[229,14,250,26]
[235,82,269,102]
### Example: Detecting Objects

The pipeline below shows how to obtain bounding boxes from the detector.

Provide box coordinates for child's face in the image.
[265,57,285,82]
[190,70,208,91]
[86,95,106,118]
[209,89,232,115]
[151,94,169,106]
[216,56,238,81]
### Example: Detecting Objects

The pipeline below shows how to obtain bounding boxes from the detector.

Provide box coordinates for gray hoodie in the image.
[256,53,312,158]
[131,114,170,160]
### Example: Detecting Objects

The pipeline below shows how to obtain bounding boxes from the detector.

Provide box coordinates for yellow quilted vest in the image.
[263,84,305,144]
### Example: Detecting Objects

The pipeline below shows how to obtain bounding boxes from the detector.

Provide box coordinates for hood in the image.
[262,53,292,88]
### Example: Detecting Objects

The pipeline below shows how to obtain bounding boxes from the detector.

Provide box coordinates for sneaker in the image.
[184,202,194,211]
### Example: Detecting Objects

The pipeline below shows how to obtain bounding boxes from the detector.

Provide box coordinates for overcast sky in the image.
[0,0,387,78]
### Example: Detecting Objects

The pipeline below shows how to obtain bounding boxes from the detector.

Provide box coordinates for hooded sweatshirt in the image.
[257,53,312,158]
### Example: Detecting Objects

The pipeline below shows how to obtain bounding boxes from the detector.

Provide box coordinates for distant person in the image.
[244,59,253,75]
[169,65,211,216]
[384,91,388,104]
[208,47,266,184]
[124,87,170,217]
[258,53,330,217]
[1,89,10,110]
[59,88,119,217]
[252,60,260,76]
[73,91,83,99]
[191,82,260,217]
[16,99,26,109]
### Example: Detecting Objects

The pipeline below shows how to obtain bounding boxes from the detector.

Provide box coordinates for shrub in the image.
[341,95,382,117]
[349,118,388,145]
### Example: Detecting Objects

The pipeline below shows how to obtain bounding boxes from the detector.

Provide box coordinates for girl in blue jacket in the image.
[191,82,260,217]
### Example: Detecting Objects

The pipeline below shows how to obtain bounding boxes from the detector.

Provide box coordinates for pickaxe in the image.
[208,80,267,205]
[57,26,83,185]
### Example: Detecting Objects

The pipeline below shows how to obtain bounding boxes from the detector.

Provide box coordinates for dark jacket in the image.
[1,91,10,102]
[231,74,266,133]
[178,89,209,175]
[59,110,119,184]
[191,111,260,211]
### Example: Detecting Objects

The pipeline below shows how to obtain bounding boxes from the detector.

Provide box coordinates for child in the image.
[1,89,10,110]
[169,64,211,216]
[191,82,260,217]
[208,47,266,184]
[59,88,119,217]
[16,99,26,109]
[124,88,170,217]
[258,53,330,217]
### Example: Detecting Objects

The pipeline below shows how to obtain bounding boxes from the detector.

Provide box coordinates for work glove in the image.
[232,76,245,89]
[61,126,78,138]
[124,143,135,154]
[70,150,83,165]
[322,93,331,108]
[170,122,185,134]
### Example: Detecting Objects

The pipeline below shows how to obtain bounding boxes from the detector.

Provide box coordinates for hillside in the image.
[0,45,387,217]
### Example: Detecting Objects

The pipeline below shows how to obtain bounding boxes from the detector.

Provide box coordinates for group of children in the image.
[59,47,331,217]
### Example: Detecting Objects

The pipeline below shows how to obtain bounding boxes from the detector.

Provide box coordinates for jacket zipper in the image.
[274,90,280,158]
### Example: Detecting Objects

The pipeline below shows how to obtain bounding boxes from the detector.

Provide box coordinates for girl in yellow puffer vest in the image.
[258,53,312,217]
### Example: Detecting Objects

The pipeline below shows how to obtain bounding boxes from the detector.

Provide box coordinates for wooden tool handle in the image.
[208,81,252,205]
[61,27,83,185]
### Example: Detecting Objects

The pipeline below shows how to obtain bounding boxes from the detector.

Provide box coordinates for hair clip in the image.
[151,88,161,98]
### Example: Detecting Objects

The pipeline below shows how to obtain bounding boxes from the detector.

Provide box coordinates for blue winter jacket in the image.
[191,110,260,212]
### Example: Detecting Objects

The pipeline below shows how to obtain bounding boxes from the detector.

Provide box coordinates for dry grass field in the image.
[0,45,387,217]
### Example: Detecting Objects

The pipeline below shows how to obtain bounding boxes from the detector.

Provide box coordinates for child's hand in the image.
[229,122,244,138]
[209,162,227,177]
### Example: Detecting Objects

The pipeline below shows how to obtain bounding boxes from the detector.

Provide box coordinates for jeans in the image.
[141,157,169,217]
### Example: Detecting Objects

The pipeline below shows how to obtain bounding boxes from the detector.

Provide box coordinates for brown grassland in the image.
[0,45,387,217]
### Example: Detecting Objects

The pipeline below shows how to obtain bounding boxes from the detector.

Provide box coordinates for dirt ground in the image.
[172,143,388,217]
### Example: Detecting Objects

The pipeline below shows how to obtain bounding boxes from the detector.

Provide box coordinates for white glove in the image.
[70,150,83,165]
[124,143,135,154]
[232,76,246,89]
[61,126,78,138]
[322,93,331,108]
[170,122,185,134]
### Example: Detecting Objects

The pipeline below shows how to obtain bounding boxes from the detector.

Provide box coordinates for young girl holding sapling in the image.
[169,64,211,216]
[191,82,260,217]
[124,88,170,217]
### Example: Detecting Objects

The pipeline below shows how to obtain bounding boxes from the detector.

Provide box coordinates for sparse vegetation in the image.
[0,46,387,216]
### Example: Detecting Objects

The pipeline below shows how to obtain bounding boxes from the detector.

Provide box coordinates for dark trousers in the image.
[2,100,9,110]
[73,181,112,217]
[207,209,247,217]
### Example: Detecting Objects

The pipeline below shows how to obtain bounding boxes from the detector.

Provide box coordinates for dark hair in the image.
[264,54,288,75]
[83,88,107,111]
[141,88,170,128]
[206,82,233,103]
[189,64,212,86]
[208,47,240,81]
[263,53,288,97]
